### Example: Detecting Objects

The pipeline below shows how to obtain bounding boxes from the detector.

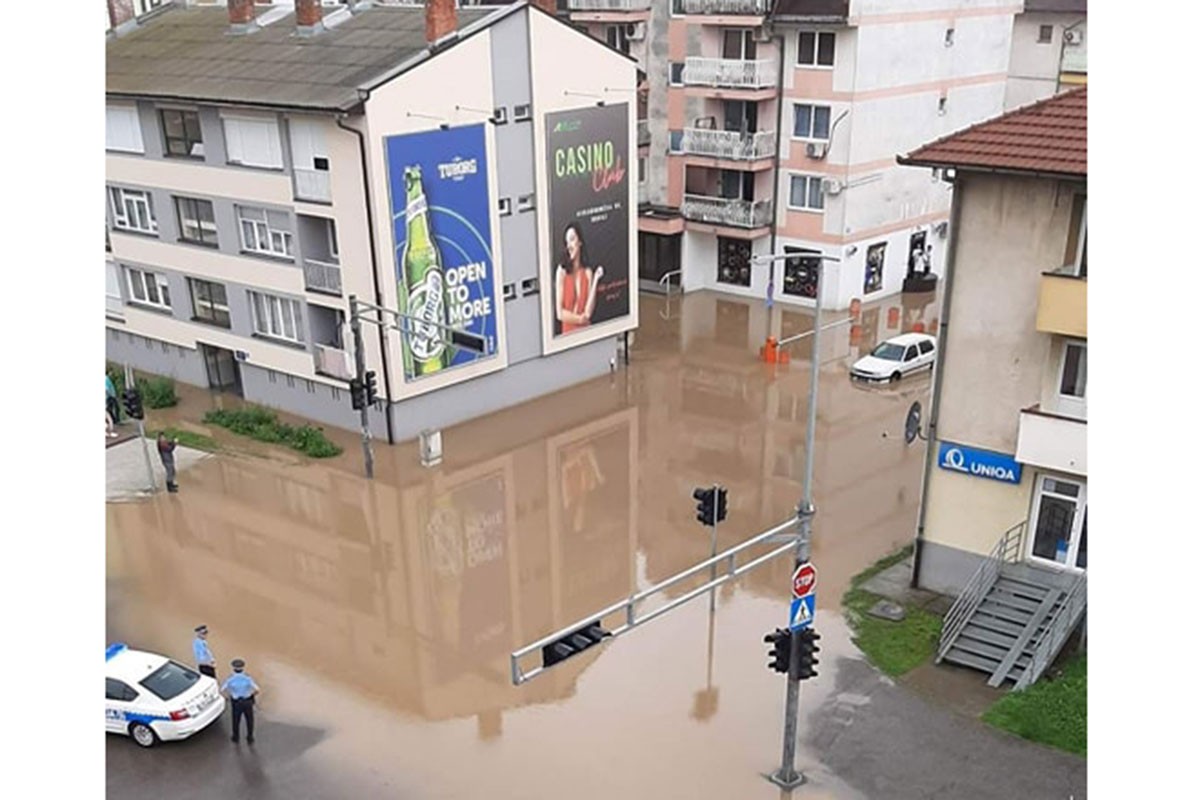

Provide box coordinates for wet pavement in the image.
[106,290,1084,798]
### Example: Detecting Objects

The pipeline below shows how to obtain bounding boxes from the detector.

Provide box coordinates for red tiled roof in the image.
[899,87,1087,178]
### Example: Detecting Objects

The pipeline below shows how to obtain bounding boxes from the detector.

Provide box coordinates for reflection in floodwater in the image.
[107,290,938,799]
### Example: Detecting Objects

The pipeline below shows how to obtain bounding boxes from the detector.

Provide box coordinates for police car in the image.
[105,643,225,747]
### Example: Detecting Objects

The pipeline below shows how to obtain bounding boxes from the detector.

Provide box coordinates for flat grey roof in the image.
[106,5,500,112]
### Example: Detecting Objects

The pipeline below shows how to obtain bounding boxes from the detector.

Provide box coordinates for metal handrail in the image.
[511,516,797,685]
[936,521,1026,662]
[1016,572,1086,690]
[659,270,682,293]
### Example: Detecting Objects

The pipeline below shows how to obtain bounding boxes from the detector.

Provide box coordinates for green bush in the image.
[105,364,178,408]
[203,406,343,458]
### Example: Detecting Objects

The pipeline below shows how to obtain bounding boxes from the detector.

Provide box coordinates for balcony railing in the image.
[303,258,342,296]
[106,294,123,317]
[294,168,332,203]
[682,57,777,90]
[1016,406,1087,475]
[682,195,772,228]
[681,128,776,161]
[1036,269,1086,338]
[638,119,650,146]
[313,343,354,382]
[568,0,652,9]
[680,0,771,14]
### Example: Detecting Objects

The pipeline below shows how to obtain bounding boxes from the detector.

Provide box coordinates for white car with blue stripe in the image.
[106,643,225,747]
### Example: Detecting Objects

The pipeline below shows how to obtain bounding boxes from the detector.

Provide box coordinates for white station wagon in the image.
[850,332,937,383]
[106,643,225,747]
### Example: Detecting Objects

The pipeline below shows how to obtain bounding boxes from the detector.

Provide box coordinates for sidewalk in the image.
[106,436,211,502]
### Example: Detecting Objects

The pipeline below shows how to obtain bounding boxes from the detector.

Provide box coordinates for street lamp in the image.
[750,251,840,789]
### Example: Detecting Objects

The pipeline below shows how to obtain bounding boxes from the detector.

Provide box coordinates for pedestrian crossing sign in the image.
[789,594,816,631]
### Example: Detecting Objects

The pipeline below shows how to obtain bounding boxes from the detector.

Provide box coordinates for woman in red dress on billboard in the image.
[555,223,604,335]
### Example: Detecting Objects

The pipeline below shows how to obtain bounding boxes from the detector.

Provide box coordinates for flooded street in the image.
[107,290,1082,798]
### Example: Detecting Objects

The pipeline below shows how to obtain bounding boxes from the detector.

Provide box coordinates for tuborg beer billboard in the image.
[385,124,498,381]
[545,104,631,340]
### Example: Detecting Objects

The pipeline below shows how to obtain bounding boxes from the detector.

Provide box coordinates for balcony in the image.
[638,119,650,147]
[313,343,354,382]
[568,0,652,9]
[682,195,772,229]
[1035,270,1086,338]
[1016,406,1087,476]
[303,258,343,296]
[294,168,332,204]
[682,57,777,90]
[681,128,776,161]
[680,0,771,14]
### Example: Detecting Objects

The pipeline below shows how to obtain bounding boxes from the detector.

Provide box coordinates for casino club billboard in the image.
[544,104,631,339]
[385,124,498,381]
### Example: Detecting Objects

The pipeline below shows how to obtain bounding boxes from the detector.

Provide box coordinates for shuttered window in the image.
[223,115,283,169]
[106,105,145,153]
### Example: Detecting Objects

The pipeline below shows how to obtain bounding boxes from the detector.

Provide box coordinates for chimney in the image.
[426,0,457,45]
[530,0,558,15]
[296,0,324,34]
[227,0,255,26]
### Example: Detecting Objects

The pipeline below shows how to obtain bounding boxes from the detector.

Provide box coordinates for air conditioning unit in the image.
[934,221,949,238]
[627,22,646,41]
[821,178,843,196]
[1063,29,1081,44]
[805,141,828,160]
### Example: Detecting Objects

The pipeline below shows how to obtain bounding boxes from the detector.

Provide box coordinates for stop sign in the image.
[792,563,817,598]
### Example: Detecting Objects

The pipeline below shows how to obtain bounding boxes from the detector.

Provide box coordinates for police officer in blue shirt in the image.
[193,625,216,679]
[220,658,261,744]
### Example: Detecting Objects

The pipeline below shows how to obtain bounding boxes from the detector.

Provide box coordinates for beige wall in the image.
[924,459,1033,555]
[936,172,1082,454]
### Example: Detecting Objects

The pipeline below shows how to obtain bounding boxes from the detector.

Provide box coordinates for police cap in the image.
[231,658,246,671]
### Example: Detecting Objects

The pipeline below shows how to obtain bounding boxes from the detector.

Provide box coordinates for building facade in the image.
[106,0,638,440]
[1003,0,1086,110]
[567,0,1018,311]
[900,88,1086,599]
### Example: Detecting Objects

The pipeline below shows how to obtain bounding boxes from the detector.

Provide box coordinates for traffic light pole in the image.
[348,294,375,480]
[124,363,156,493]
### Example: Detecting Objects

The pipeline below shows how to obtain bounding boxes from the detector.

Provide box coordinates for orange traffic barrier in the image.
[761,336,778,363]
[849,324,862,346]
[887,307,900,328]
[911,321,926,333]
[849,298,862,319]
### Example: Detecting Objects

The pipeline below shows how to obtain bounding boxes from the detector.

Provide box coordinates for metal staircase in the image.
[936,522,1087,690]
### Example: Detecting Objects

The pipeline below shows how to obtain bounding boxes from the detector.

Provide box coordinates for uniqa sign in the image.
[937,442,1023,484]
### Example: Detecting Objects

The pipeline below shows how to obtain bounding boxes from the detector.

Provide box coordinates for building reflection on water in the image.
[107,289,938,740]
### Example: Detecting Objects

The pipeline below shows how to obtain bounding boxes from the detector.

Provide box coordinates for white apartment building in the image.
[1004,0,1086,110]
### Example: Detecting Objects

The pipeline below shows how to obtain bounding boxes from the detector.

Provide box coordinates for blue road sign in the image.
[789,594,816,631]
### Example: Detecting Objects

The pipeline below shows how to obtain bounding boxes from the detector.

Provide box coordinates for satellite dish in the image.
[904,401,923,445]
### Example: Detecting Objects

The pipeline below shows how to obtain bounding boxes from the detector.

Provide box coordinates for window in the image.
[493,106,508,125]
[782,247,820,298]
[106,678,138,702]
[189,278,231,328]
[606,24,631,54]
[788,175,825,211]
[793,104,831,140]
[513,104,532,122]
[668,129,683,153]
[669,62,685,86]
[249,291,306,343]
[108,187,157,234]
[797,31,835,67]
[904,345,919,362]
[1063,194,1087,276]
[106,105,144,153]
[517,194,536,212]
[722,29,756,60]
[139,661,200,702]
[638,156,647,185]
[918,339,934,355]
[717,237,752,287]
[1060,342,1087,398]
[326,219,339,260]
[1038,24,1053,43]
[503,283,517,301]
[222,115,283,169]
[498,197,512,216]
[160,109,204,158]
[105,261,123,314]
[175,197,218,246]
[126,267,171,309]
[521,277,539,296]
[938,96,947,116]
[238,206,294,258]
[944,28,955,47]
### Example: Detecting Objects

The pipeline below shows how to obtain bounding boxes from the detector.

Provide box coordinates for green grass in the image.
[203,406,342,458]
[982,654,1087,755]
[154,427,219,453]
[841,544,944,677]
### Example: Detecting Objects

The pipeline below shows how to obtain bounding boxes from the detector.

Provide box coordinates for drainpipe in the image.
[767,33,786,263]
[337,112,396,446]
[910,169,963,589]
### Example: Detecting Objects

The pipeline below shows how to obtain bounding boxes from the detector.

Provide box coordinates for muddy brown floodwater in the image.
[107,290,939,799]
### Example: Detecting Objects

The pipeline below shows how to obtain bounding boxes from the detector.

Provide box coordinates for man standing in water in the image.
[157,432,179,493]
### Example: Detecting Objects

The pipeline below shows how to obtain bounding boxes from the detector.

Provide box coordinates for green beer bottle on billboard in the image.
[400,166,453,376]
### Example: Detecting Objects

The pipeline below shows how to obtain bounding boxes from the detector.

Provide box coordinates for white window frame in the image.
[105,260,124,316]
[605,24,631,55]
[222,114,284,170]
[1069,196,1087,276]
[1056,339,1087,417]
[792,103,832,141]
[238,206,294,259]
[106,105,145,154]
[189,278,231,328]
[109,187,158,234]
[722,28,756,61]
[325,219,339,261]
[787,173,825,212]
[796,30,835,69]
[125,267,171,310]
[1027,474,1087,571]
[249,291,306,344]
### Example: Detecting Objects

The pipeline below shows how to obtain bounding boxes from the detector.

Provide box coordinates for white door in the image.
[1027,475,1087,571]
[901,344,921,375]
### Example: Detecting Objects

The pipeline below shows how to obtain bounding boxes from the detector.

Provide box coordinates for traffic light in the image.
[765,628,792,674]
[122,388,144,420]
[715,486,728,524]
[694,487,715,526]
[541,621,611,668]
[795,628,821,681]
[364,370,379,406]
[349,377,366,411]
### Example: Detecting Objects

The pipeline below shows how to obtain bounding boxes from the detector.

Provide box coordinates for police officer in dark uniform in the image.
[220,658,261,744]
